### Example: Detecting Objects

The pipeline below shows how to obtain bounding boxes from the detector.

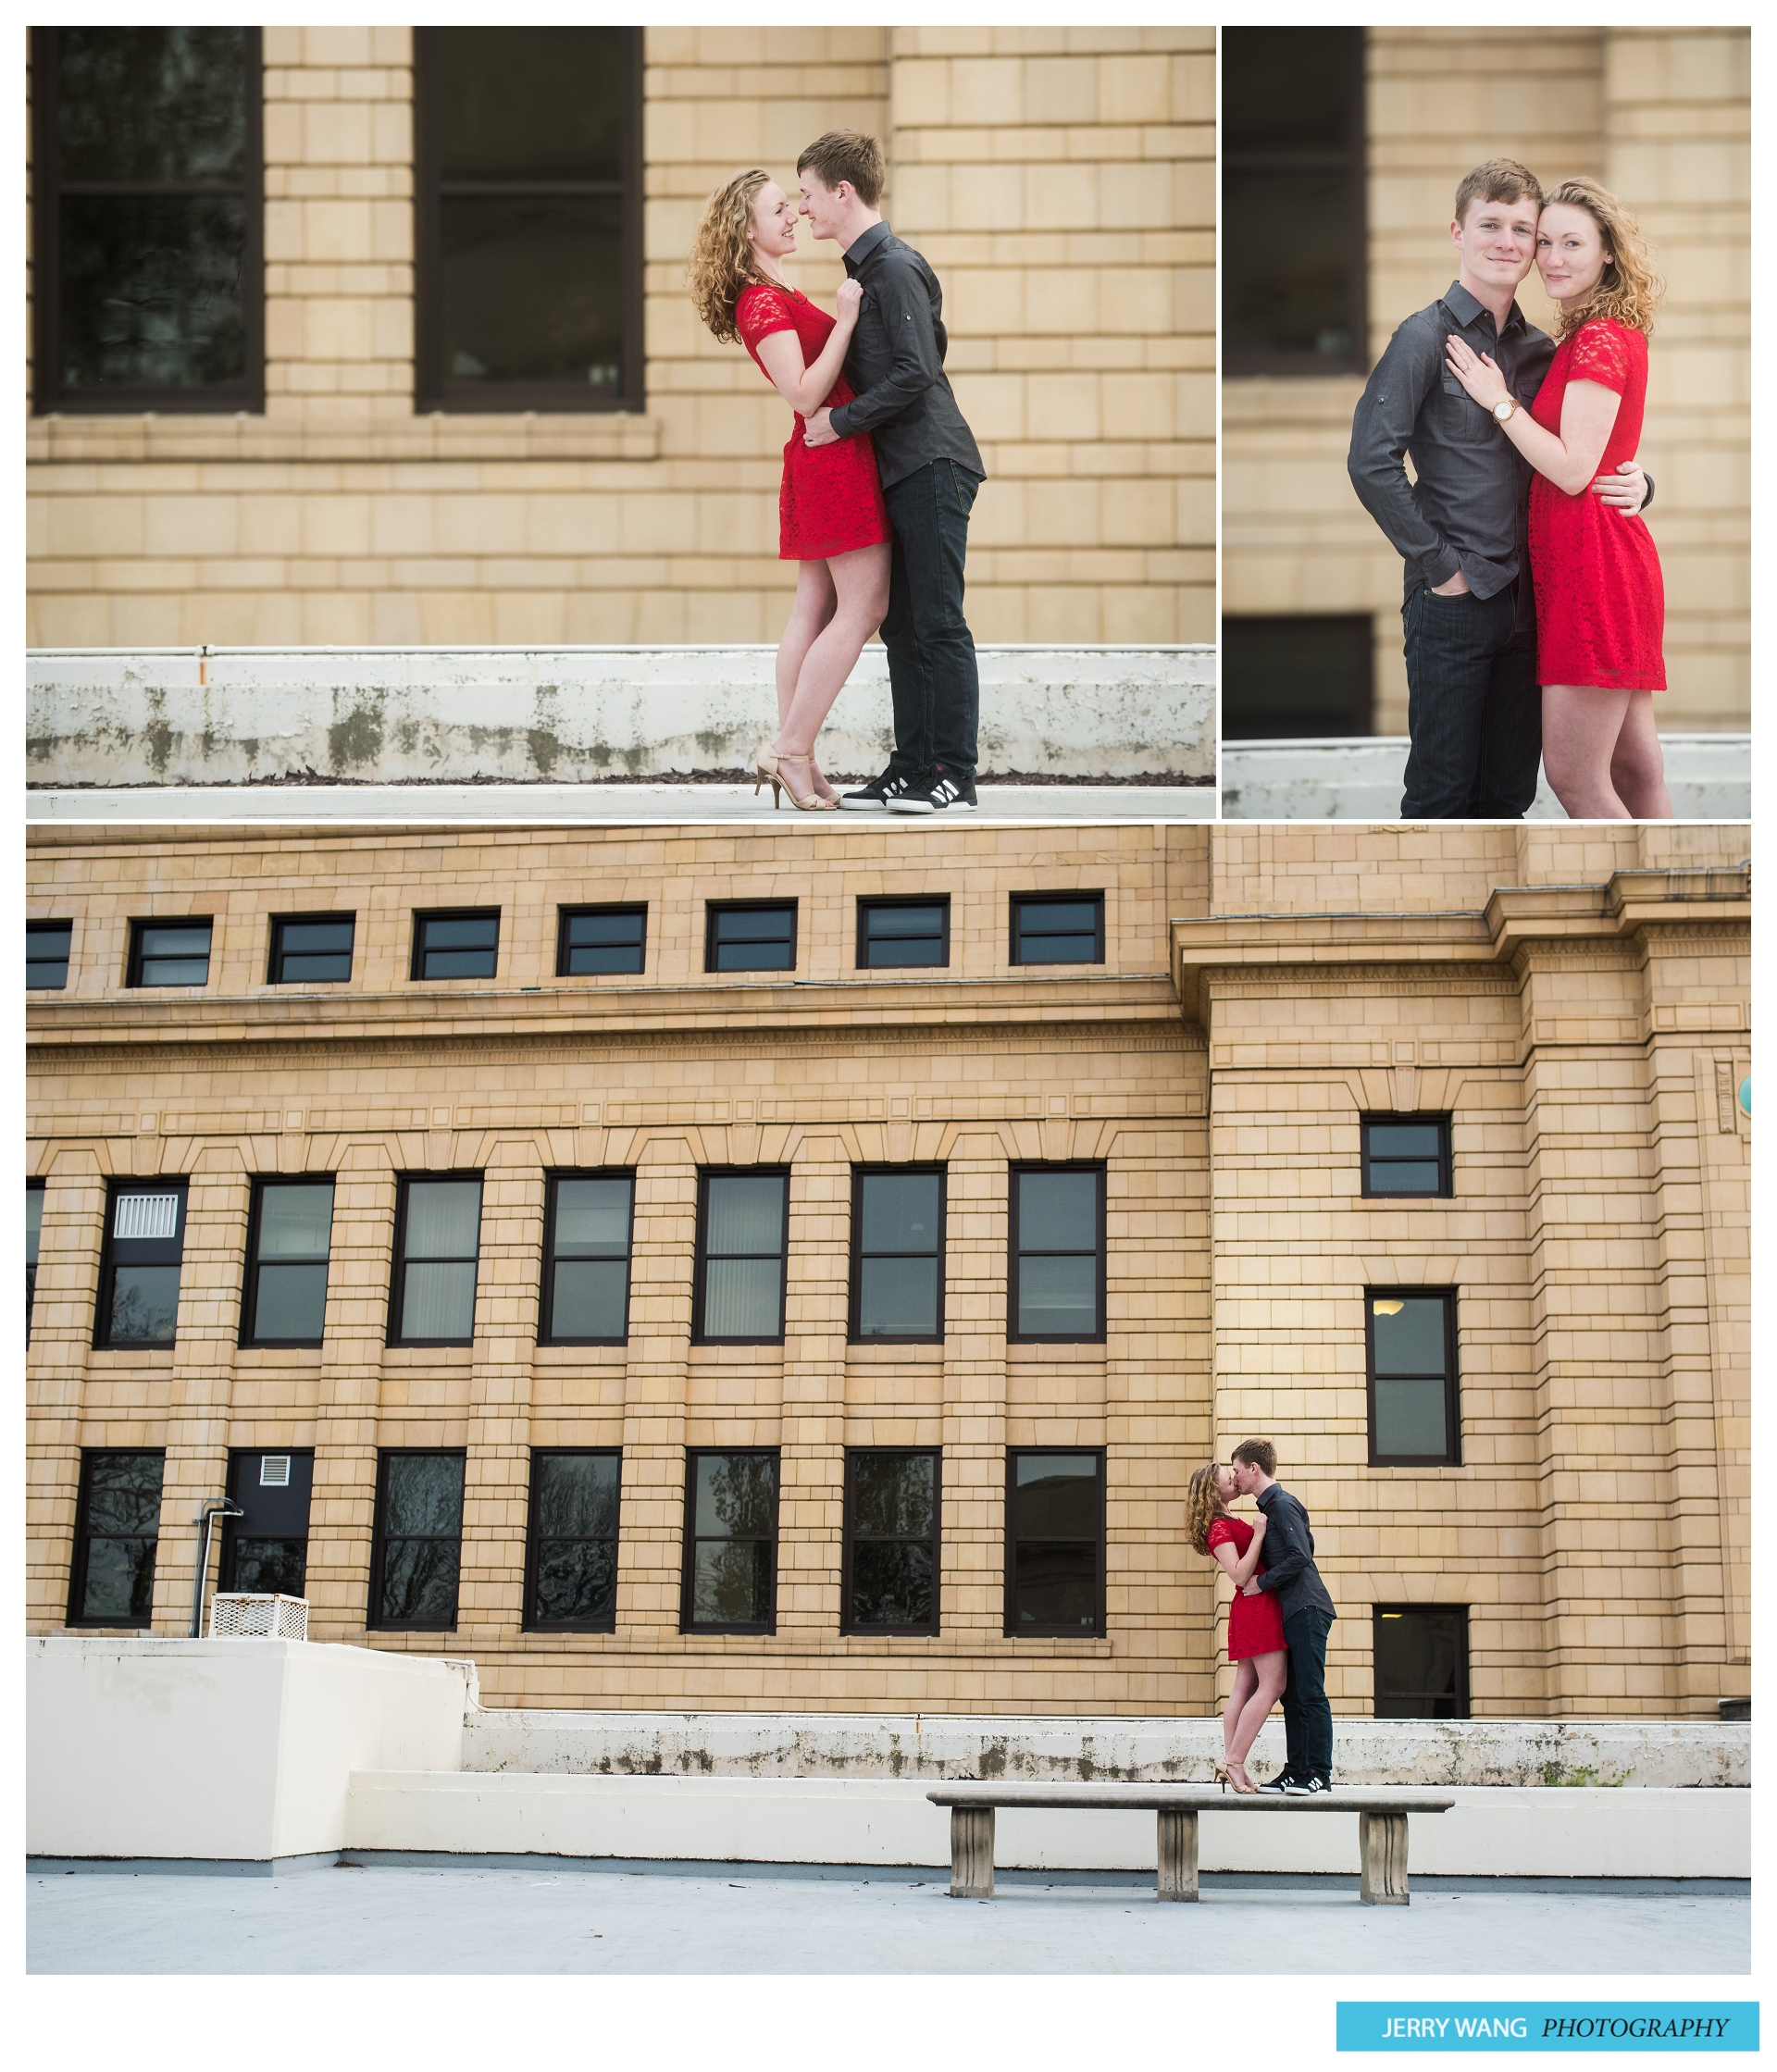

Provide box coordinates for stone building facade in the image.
[26,820,1749,1718]
[27,25,1212,650]
[1222,26,1749,736]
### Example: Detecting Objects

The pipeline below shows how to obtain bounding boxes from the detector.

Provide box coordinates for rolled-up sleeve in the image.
[1348,324,1462,590]
[828,263,940,440]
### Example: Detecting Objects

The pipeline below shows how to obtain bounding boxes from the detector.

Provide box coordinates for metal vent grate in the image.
[115,1192,179,1239]
[259,1455,292,1487]
[210,1594,308,1641]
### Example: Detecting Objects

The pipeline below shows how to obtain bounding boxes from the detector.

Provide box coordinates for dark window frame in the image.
[218,1445,315,1597]
[66,1446,167,1629]
[679,1445,781,1635]
[126,916,214,988]
[856,895,951,971]
[1373,1603,1472,1718]
[387,1171,484,1348]
[1008,1160,1108,1345]
[239,1174,335,1349]
[367,1445,467,1632]
[691,1166,790,1346]
[412,25,644,415]
[841,1446,942,1636]
[704,899,799,975]
[1365,1284,1461,1468]
[1003,1445,1107,1639]
[267,912,356,986]
[27,919,74,991]
[556,901,648,978]
[30,26,267,416]
[539,1167,636,1346]
[27,1178,46,1341]
[1008,891,1106,967]
[848,1163,947,1345]
[1221,25,1368,378]
[522,1445,622,1633]
[410,907,501,984]
[93,1176,189,1350]
[1361,1113,1453,1198]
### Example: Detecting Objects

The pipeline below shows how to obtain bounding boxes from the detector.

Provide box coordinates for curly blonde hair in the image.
[1186,1462,1229,1557]
[1541,178,1663,341]
[688,168,777,345]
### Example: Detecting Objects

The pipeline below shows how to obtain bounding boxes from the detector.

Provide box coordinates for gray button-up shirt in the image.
[1348,279,1554,602]
[1253,1483,1337,1627]
[826,220,985,492]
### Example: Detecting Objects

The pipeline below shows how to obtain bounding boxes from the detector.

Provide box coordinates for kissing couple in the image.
[1187,1440,1337,1795]
[688,130,985,815]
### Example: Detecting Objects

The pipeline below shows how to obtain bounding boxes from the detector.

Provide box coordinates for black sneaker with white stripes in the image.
[1254,1768,1297,1795]
[839,765,915,811]
[885,764,978,814]
[1284,1771,1331,1796]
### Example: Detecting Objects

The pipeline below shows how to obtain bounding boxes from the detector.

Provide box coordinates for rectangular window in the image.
[390,1175,483,1346]
[1361,1115,1452,1197]
[31,26,265,415]
[857,897,950,970]
[693,1170,789,1344]
[557,903,647,976]
[268,913,355,985]
[220,1448,314,1599]
[541,1172,634,1344]
[369,1450,466,1630]
[412,910,500,982]
[1009,1164,1106,1343]
[850,1167,945,1342]
[706,900,798,974]
[1009,894,1104,966]
[1367,1289,1460,1466]
[241,1177,335,1346]
[414,27,642,413]
[1222,26,1366,376]
[844,1449,940,1634]
[95,1179,187,1347]
[1373,1605,1471,1718]
[128,919,212,987]
[26,1181,45,1340]
[68,1449,165,1627]
[525,1449,620,1632]
[1221,613,1374,739]
[1005,1449,1104,1636]
[27,921,72,990]
[681,1449,778,1633]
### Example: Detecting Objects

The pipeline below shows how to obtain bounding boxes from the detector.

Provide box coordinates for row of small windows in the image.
[23,896,1108,991]
[64,1445,1473,1711]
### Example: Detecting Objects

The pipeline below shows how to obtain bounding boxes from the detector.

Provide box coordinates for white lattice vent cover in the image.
[209,1593,309,1640]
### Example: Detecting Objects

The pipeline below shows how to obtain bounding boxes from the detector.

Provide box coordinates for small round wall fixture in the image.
[1737,1076,1750,1118]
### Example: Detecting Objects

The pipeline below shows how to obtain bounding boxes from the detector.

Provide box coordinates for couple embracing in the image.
[1187,1440,1337,1796]
[688,130,983,815]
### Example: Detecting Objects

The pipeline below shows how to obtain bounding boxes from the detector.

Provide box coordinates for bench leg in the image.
[950,1806,995,1899]
[1157,1808,1199,1901]
[1359,1810,1410,1905]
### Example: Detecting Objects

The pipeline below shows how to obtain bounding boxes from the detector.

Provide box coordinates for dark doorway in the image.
[1221,614,1374,738]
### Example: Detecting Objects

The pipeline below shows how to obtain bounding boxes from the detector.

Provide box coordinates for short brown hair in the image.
[1453,157,1543,228]
[797,130,885,209]
[1231,1439,1276,1477]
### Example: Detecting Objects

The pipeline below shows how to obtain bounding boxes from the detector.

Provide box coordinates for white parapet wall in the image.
[26,1636,473,1865]
[26,643,1216,785]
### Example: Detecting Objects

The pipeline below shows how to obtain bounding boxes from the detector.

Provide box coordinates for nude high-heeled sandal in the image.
[755,747,836,812]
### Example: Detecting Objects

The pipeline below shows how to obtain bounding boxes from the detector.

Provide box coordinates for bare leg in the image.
[1542,685,1635,818]
[1607,688,1673,819]
[775,560,837,738]
[776,541,891,761]
[1223,1661,1257,1767]
[1228,1650,1288,1768]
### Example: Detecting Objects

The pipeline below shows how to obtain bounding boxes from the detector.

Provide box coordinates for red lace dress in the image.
[735,282,892,562]
[1527,317,1666,691]
[1207,1515,1287,1661]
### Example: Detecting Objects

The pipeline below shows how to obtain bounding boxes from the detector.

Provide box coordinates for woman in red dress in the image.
[1445,179,1671,820]
[689,170,892,811]
[1187,1461,1288,1794]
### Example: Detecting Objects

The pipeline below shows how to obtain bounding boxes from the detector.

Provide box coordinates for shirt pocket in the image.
[1439,368,1499,447]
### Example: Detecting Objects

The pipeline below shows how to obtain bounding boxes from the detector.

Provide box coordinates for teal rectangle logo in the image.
[1337,2004,1758,2052]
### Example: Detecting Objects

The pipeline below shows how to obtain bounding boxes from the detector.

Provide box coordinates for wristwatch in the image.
[1493,397,1519,424]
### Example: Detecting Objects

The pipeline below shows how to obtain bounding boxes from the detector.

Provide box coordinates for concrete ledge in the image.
[26,642,1216,784]
[1221,734,1749,821]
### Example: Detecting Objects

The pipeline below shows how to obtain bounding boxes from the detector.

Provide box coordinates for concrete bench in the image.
[926,1784,1455,1905]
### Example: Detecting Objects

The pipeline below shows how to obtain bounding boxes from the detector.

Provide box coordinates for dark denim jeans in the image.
[879,458,981,779]
[1281,1606,1336,1780]
[1399,581,1541,819]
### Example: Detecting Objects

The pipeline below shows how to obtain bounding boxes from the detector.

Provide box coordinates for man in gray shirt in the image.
[1348,158,1650,819]
[797,130,986,816]
[1231,1438,1337,1794]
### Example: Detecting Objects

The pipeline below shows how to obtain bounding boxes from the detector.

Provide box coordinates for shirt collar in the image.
[1255,1483,1278,1508]
[1442,279,1527,340]
[843,220,892,270]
